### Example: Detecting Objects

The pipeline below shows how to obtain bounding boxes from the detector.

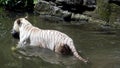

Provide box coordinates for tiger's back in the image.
[29,28,73,51]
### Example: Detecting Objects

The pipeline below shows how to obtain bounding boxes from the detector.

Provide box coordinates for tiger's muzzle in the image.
[11,29,20,39]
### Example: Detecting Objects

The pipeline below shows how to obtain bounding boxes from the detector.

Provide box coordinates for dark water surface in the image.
[0,11,120,68]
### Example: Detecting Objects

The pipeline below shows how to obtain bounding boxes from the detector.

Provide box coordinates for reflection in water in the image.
[13,46,77,65]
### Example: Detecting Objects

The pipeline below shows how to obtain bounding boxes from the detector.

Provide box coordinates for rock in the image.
[34,0,96,22]
[35,0,96,14]
[11,46,17,51]
[55,0,83,5]
[34,0,72,21]
[55,0,96,13]
[71,13,89,21]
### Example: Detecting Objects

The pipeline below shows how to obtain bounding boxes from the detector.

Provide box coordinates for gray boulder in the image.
[34,0,72,21]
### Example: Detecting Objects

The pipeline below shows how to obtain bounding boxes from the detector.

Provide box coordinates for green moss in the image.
[96,0,111,23]
[109,4,120,22]
[34,0,38,4]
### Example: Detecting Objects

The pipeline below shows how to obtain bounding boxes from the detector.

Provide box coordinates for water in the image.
[0,10,120,68]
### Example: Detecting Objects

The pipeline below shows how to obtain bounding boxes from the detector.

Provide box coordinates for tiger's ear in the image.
[24,16,28,19]
[17,19,22,26]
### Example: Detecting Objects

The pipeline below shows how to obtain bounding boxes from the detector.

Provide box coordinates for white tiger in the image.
[11,17,88,63]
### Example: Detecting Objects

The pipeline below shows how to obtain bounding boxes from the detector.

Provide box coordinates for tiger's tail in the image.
[68,42,88,63]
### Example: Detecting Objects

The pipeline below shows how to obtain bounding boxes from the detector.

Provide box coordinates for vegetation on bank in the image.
[0,0,38,12]
[94,0,120,29]
[96,0,111,23]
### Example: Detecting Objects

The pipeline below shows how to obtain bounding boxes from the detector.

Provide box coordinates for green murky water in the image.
[0,10,120,68]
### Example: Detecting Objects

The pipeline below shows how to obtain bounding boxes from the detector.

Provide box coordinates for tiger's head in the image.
[11,16,32,39]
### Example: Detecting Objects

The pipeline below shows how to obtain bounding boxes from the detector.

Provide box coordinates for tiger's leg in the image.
[55,44,72,55]
[17,36,29,48]
[54,43,62,54]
